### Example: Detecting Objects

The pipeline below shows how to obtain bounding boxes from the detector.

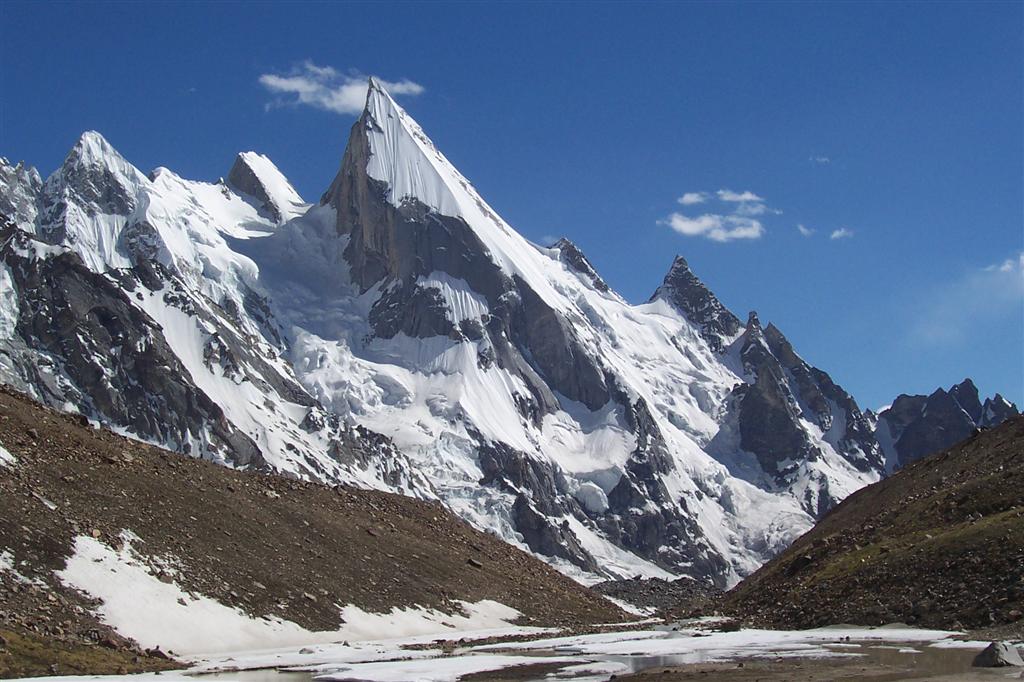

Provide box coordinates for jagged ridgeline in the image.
[0,80,1015,587]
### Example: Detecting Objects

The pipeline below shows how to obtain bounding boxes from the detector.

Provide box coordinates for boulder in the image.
[972,641,1023,667]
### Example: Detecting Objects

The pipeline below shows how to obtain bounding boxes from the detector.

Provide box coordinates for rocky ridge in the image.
[873,378,1019,469]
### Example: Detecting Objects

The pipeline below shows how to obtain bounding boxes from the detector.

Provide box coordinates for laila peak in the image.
[0,79,1016,588]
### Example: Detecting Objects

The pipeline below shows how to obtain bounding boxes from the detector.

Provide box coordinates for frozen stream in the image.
[156,624,1007,682]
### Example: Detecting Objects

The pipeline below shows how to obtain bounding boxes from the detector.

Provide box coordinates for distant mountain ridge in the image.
[872,378,1019,470]
[0,80,1015,587]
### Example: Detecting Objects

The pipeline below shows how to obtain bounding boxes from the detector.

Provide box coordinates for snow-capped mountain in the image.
[2,79,907,586]
[872,378,1019,469]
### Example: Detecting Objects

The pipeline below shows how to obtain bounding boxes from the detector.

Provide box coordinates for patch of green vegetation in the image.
[806,507,1022,586]
[0,629,181,678]
[920,508,1023,551]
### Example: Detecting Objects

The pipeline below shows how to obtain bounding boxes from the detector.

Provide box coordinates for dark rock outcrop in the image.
[651,255,741,352]
[551,237,609,293]
[226,153,286,223]
[761,323,882,473]
[981,393,1019,428]
[0,220,264,468]
[0,158,42,228]
[711,310,883,516]
[876,379,1019,468]
[591,576,724,618]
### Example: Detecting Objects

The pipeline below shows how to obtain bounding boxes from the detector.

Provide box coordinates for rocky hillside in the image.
[872,378,1019,469]
[0,385,623,677]
[724,415,1024,633]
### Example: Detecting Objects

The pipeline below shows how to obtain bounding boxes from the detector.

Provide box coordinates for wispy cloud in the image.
[910,252,1024,346]
[716,189,764,203]
[259,61,424,115]
[985,253,1024,273]
[830,228,854,240]
[663,188,774,242]
[662,213,764,242]
[809,155,831,165]
[797,224,815,237]
[678,192,708,206]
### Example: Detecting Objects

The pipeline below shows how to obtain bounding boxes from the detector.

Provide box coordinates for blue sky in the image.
[2,1,1021,409]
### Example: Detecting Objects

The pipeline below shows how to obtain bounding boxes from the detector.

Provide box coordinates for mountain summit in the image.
[0,80,1013,586]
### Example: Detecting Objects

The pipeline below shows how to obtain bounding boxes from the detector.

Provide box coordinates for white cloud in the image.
[663,213,764,242]
[716,189,779,217]
[830,228,854,240]
[259,61,424,115]
[910,252,1024,346]
[663,188,776,242]
[678,192,708,206]
[809,155,831,165]
[985,253,1024,273]
[797,224,815,237]
[716,189,764,203]
[735,201,777,217]
[539,234,560,246]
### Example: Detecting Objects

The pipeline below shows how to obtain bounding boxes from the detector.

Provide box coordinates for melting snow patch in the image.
[600,595,656,617]
[0,549,40,585]
[0,442,15,468]
[57,534,536,659]
[335,599,525,641]
[57,535,321,656]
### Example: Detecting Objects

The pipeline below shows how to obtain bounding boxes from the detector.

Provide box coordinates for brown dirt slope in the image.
[725,415,1023,632]
[0,385,624,677]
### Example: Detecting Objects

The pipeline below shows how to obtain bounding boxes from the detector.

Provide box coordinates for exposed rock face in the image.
[0,158,42,229]
[760,323,882,474]
[0,221,264,468]
[591,575,724,619]
[707,310,883,517]
[551,237,610,293]
[875,379,1019,468]
[650,255,741,352]
[226,151,306,224]
[321,91,612,416]
[981,393,1019,428]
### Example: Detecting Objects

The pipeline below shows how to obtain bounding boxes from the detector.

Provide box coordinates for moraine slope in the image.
[0,385,624,677]
[725,415,1024,633]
